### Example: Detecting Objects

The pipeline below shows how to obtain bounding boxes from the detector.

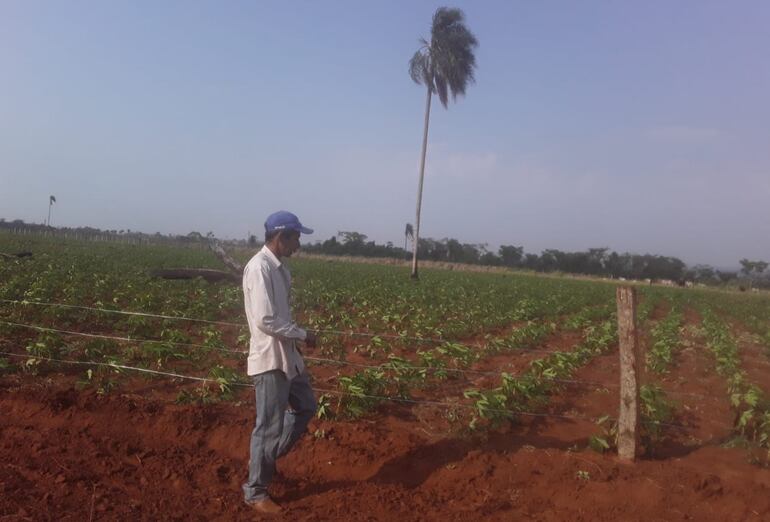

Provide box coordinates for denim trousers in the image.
[242,370,317,502]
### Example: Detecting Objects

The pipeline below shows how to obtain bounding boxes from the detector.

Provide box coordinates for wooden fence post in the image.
[616,286,640,461]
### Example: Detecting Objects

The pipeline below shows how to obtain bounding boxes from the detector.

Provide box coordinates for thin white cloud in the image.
[425,144,498,179]
[646,125,722,143]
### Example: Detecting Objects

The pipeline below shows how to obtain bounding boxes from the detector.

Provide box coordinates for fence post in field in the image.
[616,286,640,461]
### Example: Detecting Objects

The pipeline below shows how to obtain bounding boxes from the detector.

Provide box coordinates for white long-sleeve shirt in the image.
[243,246,307,378]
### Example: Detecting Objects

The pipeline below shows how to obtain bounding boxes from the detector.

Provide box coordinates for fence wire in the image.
[3,297,768,403]
[0,317,731,405]
[0,298,447,344]
[0,349,718,431]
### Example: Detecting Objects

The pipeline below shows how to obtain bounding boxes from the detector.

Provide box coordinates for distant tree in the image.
[321,236,340,253]
[498,245,523,267]
[338,231,368,247]
[480,251,501,266]
[446,238,464,262]
[540,249,564,272]
[523,253,540,270]
[248,235,258,247]
[408,7,478,279]
[739,258,768,288]
[586,248,609,275]
[717,270,738,284]
[46,195,56,227]
[404,223,414,256]
[461,243,482,264]
[605,252,630,279]
[691,264,716,283]
[417,237,447,261]
[740,258,754,276]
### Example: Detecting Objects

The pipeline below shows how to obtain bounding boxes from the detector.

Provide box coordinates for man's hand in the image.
[305,331,317,349]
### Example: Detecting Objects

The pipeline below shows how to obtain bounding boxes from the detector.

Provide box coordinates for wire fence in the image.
[7,297,770,366]
[0,315,734,406]
[2,299,763,402]
[0,317,707,397]
[0,298,448,344]
[0,318,612,385]
[1,254,762,444]
[2,297,766,407]
[0,298,602,358]
[0,349,721,431]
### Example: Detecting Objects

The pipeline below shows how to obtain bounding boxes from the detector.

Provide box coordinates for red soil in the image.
[2,311,770,521]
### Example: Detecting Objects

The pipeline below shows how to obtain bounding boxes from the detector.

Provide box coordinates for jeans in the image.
[242,370,317,502]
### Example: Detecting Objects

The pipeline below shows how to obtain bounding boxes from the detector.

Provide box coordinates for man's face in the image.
[278,230,301,257]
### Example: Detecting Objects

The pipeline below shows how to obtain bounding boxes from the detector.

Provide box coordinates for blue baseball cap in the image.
[264,210,313,235]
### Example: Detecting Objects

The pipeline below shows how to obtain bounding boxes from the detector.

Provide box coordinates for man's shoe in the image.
[246,497,282,515]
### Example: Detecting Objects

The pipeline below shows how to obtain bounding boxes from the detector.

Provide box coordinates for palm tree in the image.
[404,223,414,258]
[408,7,478,279]
[47,195,56,227]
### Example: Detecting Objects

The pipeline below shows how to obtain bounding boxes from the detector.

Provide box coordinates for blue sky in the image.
[1,1,768,267]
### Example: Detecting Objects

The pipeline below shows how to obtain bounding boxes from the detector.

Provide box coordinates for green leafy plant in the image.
[640,384,674,443]
[338,369,387,417]
[588,415,617,453]
[701,308,770,457]
[176,384,214,405]
[207,365,245,400]
[647,305,683,373]
[0,357,13,374]
[463,388,512,430]
[316,393,333,419]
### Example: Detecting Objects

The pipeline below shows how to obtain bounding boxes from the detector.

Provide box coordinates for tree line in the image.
[300,230,770,288]
[0,219,211,247]
[5,218,767,288]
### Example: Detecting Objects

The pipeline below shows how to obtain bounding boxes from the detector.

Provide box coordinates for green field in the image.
[2,231,770,454]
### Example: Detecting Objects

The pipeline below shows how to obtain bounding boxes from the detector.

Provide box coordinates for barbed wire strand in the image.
[0,298,623,351]
[0,319,593,369]
[0,298,244,327]
[0,299,448,344]
[0,320,609,383]
[9,299,770,370]
[0,320,734,401]
[7,298,770,369]
[0,320,243,353]
[0,349,709,431]
[0,325,724,407]
[0,348,571,420]
[0,316,589,358]
[0,349,215,384]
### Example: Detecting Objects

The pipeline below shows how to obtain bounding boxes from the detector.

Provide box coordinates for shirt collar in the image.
[261,245,283,268]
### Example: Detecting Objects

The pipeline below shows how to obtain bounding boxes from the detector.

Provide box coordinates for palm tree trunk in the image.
[411,87,432,279]
[47,202,52,227]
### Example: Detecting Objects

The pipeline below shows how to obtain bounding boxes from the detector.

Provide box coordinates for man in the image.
[242,210,318,514]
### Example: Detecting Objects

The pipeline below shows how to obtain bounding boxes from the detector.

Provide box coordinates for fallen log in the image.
[149,239,245,283]
[0,251,33,260]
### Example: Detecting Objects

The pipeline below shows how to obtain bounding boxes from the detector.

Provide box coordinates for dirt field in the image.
[3,311,770,521]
